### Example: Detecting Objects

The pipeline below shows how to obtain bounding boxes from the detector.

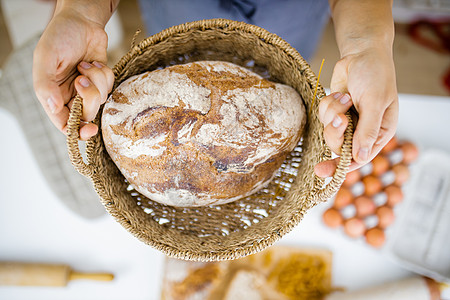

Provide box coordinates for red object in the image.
[444,67,450,94]
[408,20,450,54]
[408,19,450,93]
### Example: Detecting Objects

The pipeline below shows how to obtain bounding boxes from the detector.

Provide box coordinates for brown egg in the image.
[354,196,376,218]
[401,142,419,164]
[384,185,404,207]
[323,208,344,228]
[362,175,383,196]
[333,187,354,209]
[343,170,362,188]
[381,136,398,154]
[376,206,395,228]
[371,155,390,176]
[344,217,366,238]
[365,227,386,248]
[392,164,410,185]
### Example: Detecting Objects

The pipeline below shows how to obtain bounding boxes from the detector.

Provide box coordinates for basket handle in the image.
[316,112,354,201]
[66,95,94,178]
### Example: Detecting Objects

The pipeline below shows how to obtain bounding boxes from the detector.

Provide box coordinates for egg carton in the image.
[386,149,450,283]
[322,136,419,248]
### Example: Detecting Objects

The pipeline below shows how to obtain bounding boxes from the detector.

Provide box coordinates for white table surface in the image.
[0,94,449,300]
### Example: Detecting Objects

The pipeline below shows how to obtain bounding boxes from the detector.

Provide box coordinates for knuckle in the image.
[360,98,388,113]
[363,128,380,144]
[93,88,103,105]
[378,127,396,145]
[318,96,333,122]
[385,125,397,137]
[87,65,103,77]
[96,30,109,47]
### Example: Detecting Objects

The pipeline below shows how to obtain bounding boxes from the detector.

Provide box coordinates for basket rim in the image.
[67,18,352,261]
[113,18,320,93]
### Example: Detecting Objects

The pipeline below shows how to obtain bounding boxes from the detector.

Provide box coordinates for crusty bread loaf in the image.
[101,61,306,207]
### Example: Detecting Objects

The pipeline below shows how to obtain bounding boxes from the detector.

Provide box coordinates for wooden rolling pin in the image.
[325,276,441,300]
[0,262,114,286]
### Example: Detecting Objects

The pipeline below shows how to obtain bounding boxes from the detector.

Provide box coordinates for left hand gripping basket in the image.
[67,19,353,261]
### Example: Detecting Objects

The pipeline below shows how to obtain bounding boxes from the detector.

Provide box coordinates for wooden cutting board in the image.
[161,245,333,300]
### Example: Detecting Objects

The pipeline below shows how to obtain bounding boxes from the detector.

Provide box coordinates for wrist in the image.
[338,29,394,58]
[330,0,394,58]
[55,0,119,27]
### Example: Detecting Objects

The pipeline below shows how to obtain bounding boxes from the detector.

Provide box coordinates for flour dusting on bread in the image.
[101,61,306,207]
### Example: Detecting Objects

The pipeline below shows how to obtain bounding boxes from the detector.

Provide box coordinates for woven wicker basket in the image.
[67,19,353,261]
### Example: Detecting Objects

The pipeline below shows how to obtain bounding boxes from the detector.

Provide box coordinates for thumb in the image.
[352,102,384,165]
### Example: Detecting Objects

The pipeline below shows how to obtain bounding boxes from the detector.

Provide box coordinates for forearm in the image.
[55,0,120,26]
[329,0,394,57]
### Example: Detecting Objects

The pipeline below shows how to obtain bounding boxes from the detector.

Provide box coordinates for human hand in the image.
[33,7,114,140]
[314,46,398,178]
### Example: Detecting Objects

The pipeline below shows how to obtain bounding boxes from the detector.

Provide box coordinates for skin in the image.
[315,0,398,177]
[32,0,398,178]
[33,0,116,140]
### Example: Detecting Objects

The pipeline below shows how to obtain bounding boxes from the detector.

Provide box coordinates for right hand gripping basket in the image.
[67,19,353,261]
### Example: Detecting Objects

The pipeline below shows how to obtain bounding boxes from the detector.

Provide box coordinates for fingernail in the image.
[80,61,91,69]
[332,115,342,128]
[79,77,90,87]
[358,147,370,162]
[93,61,103,68]
[47,97,56,113]
[333,92,342,99]
[340,94,351,104]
